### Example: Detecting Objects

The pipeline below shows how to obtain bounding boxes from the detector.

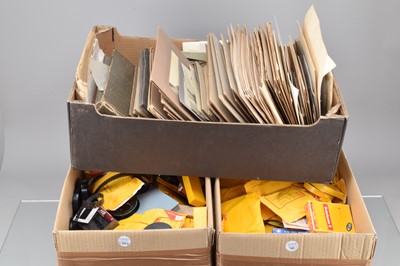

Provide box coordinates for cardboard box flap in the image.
[204,177,214,230]
[216,215,376,261]
[338,151,376,235]
[67,100,347,182]
[54,227,213,253]
[53,168,78,231]
[331,79,348,118]
[217,232,374,260]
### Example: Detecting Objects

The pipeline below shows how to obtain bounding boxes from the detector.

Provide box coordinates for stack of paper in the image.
[90,5,338,125]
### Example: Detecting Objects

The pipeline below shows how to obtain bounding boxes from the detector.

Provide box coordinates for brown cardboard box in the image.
[214,151,377,266]
[53,169,214,266]
[68,26,348,183]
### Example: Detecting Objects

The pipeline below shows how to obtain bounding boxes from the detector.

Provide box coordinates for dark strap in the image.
[92,173,133,195]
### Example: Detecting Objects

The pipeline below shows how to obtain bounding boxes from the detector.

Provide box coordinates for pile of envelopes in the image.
[87,6,338,125]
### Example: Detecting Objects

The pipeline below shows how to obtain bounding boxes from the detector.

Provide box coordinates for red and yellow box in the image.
[306,201,355,233]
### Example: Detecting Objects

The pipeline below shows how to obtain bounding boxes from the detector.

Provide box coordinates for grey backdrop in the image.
[0,0,399,247]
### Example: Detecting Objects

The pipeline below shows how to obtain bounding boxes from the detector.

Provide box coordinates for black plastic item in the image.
[70,193,104,230]
[71,193,119,230]
[144,222,172,230]
[109,197,140,220]
[72,176,89,216]
[69,217,80,230]
[72,172,147,227]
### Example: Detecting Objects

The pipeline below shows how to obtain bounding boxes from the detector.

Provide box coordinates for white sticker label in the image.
[118,236,131,247]
[285,240,299,252]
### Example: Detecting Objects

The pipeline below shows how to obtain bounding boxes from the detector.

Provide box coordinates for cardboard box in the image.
[53,169,214,266]
[214,151,377,266]
[68,26,348,183]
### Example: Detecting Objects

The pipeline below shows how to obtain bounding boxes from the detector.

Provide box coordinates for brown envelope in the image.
[149,28,197,121]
